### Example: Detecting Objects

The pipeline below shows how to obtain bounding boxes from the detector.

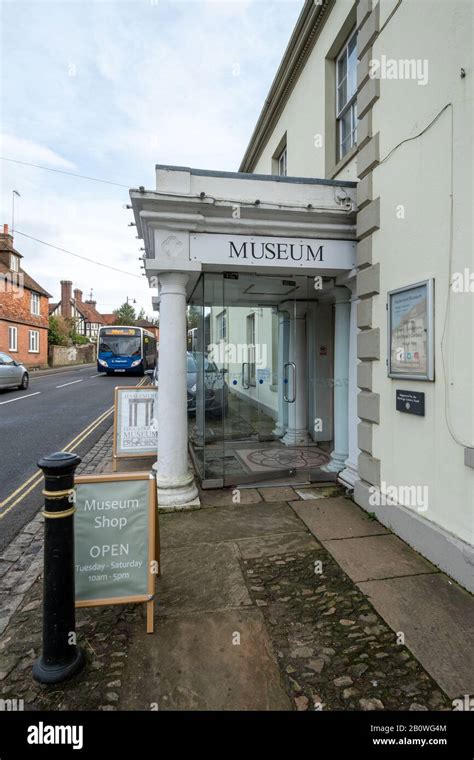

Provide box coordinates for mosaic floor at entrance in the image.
[235,446,330,473]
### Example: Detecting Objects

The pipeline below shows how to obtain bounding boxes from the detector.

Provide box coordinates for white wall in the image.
[370,0,474,544]
[252,0,358,182]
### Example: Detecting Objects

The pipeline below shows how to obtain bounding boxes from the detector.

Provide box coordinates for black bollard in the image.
[33,451,85,684]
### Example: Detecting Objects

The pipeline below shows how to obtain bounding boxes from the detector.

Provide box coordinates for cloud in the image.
[0,0,301,318]
[0,134,77,171]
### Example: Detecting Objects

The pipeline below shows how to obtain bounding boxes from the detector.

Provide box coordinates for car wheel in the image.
[19,373,29,390]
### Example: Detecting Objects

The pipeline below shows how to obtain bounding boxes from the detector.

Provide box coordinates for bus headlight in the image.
[131,359,142,367]
[99,359,108,367]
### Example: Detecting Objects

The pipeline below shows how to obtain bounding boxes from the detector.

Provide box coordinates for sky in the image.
[0,0,303,317]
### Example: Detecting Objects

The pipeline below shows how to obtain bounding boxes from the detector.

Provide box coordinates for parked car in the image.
[187,352,229,417]
[150,352,229,417]
[0,353,29,390]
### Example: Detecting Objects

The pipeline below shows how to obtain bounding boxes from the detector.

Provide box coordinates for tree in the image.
[136,307,146,321]
[48,315,73,346]
[113,302,137,325]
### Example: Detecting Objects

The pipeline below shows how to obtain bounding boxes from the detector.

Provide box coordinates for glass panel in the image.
[339,108,352,158]
[337,79,347,114]
[347,38,357,99]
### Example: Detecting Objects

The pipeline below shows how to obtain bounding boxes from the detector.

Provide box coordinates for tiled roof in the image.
[75,300,105,324]
[0,260,52,298]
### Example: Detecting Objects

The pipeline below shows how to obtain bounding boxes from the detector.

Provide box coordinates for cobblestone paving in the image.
[240,549,451,712]
[0,576,142,710]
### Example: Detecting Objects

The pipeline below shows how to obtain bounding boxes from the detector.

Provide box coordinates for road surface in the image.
[0,364,146,551]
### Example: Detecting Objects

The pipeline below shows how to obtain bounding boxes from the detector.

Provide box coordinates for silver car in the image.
[0,353,29,390]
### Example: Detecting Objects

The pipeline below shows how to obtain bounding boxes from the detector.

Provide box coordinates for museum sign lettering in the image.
[190,233,356,271]
[229,240,323,263]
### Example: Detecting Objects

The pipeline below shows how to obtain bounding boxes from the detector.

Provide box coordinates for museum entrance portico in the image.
[130,165,358,509]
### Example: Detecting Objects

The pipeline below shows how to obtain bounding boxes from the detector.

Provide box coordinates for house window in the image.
[336,29,357,161]
[8,326,18,352]
[31,292,40,316]
[246,313,256,386]
[216,310,227,341]
[29,330,39,353]
[10,255,19,272]
[277,146,287,177]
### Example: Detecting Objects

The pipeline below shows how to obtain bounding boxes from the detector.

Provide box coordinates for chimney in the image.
[0,223,14,252]
[86,299,97,309]
[74,288,83,303]
[61,280,73,319]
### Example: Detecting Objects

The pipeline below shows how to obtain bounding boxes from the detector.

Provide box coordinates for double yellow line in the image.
[0,406,113,520]
[0,377,147,520]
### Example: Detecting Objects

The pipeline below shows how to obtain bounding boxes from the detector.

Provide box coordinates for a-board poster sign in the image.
[74,472,159,633]
[113,386,158,468]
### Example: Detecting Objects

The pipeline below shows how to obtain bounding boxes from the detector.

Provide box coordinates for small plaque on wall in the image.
[396,390,425,416]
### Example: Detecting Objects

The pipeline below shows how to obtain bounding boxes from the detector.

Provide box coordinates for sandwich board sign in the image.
[113,386,158,470]
[74,472,159,633]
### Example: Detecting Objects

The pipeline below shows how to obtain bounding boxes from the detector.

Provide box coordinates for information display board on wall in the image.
[113,386,158,469]
[387,279,434,381]
[74,472,159,633]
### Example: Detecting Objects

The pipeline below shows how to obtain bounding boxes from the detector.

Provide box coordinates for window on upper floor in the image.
[31,292,40,315]
[336,29,357,161]
[10,255,19,272]
[277,145,287,177]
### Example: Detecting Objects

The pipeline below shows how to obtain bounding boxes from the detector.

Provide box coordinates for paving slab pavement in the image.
[358,573,474,699]
[156,541,252,617]
[236,531,320,559]
[322,534,439,583]
[159,501,306,548]
[290,496,389,540]
[121,608,291,711]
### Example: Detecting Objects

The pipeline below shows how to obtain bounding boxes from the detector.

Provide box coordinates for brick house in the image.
[136,318,159,341]
[0,224,51,369]
[49,281,105,339]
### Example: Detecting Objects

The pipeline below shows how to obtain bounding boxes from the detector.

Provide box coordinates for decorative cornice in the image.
[239,0,335,173]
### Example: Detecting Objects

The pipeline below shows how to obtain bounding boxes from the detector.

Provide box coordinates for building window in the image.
[277,146,287,177]
[216,310,227,341]
[8,326,18,352]
[336,29,357,161]
[29,330,39,353]
[31,292,40,315]
[246,313,256,386]
[10,255,19,272]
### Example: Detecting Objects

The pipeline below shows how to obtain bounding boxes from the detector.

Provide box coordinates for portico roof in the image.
[130,164,357,302]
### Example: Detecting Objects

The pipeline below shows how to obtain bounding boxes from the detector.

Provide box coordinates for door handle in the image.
[242,362,250,390]
[283,361,296,403]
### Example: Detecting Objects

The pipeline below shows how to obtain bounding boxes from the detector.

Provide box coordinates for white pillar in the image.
[339,282,360,488]
[156,272,199,509]
[273,309,289,438]
[282,303,311,446]
[323,289,351,471]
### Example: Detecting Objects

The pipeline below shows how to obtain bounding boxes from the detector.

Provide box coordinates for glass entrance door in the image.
[188,272,323,487]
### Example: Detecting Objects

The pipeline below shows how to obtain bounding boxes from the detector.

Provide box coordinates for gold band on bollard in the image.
[42,505,76,519]
[42,488,75,500]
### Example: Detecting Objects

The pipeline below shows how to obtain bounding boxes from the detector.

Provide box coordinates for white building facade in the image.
[131,0,473,593]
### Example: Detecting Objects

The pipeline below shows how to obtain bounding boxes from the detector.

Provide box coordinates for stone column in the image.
[339,281,360,487]
[272,308,289,438]
[156,272,199,509]
[282,303,311,446]
[324,288,351,472]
